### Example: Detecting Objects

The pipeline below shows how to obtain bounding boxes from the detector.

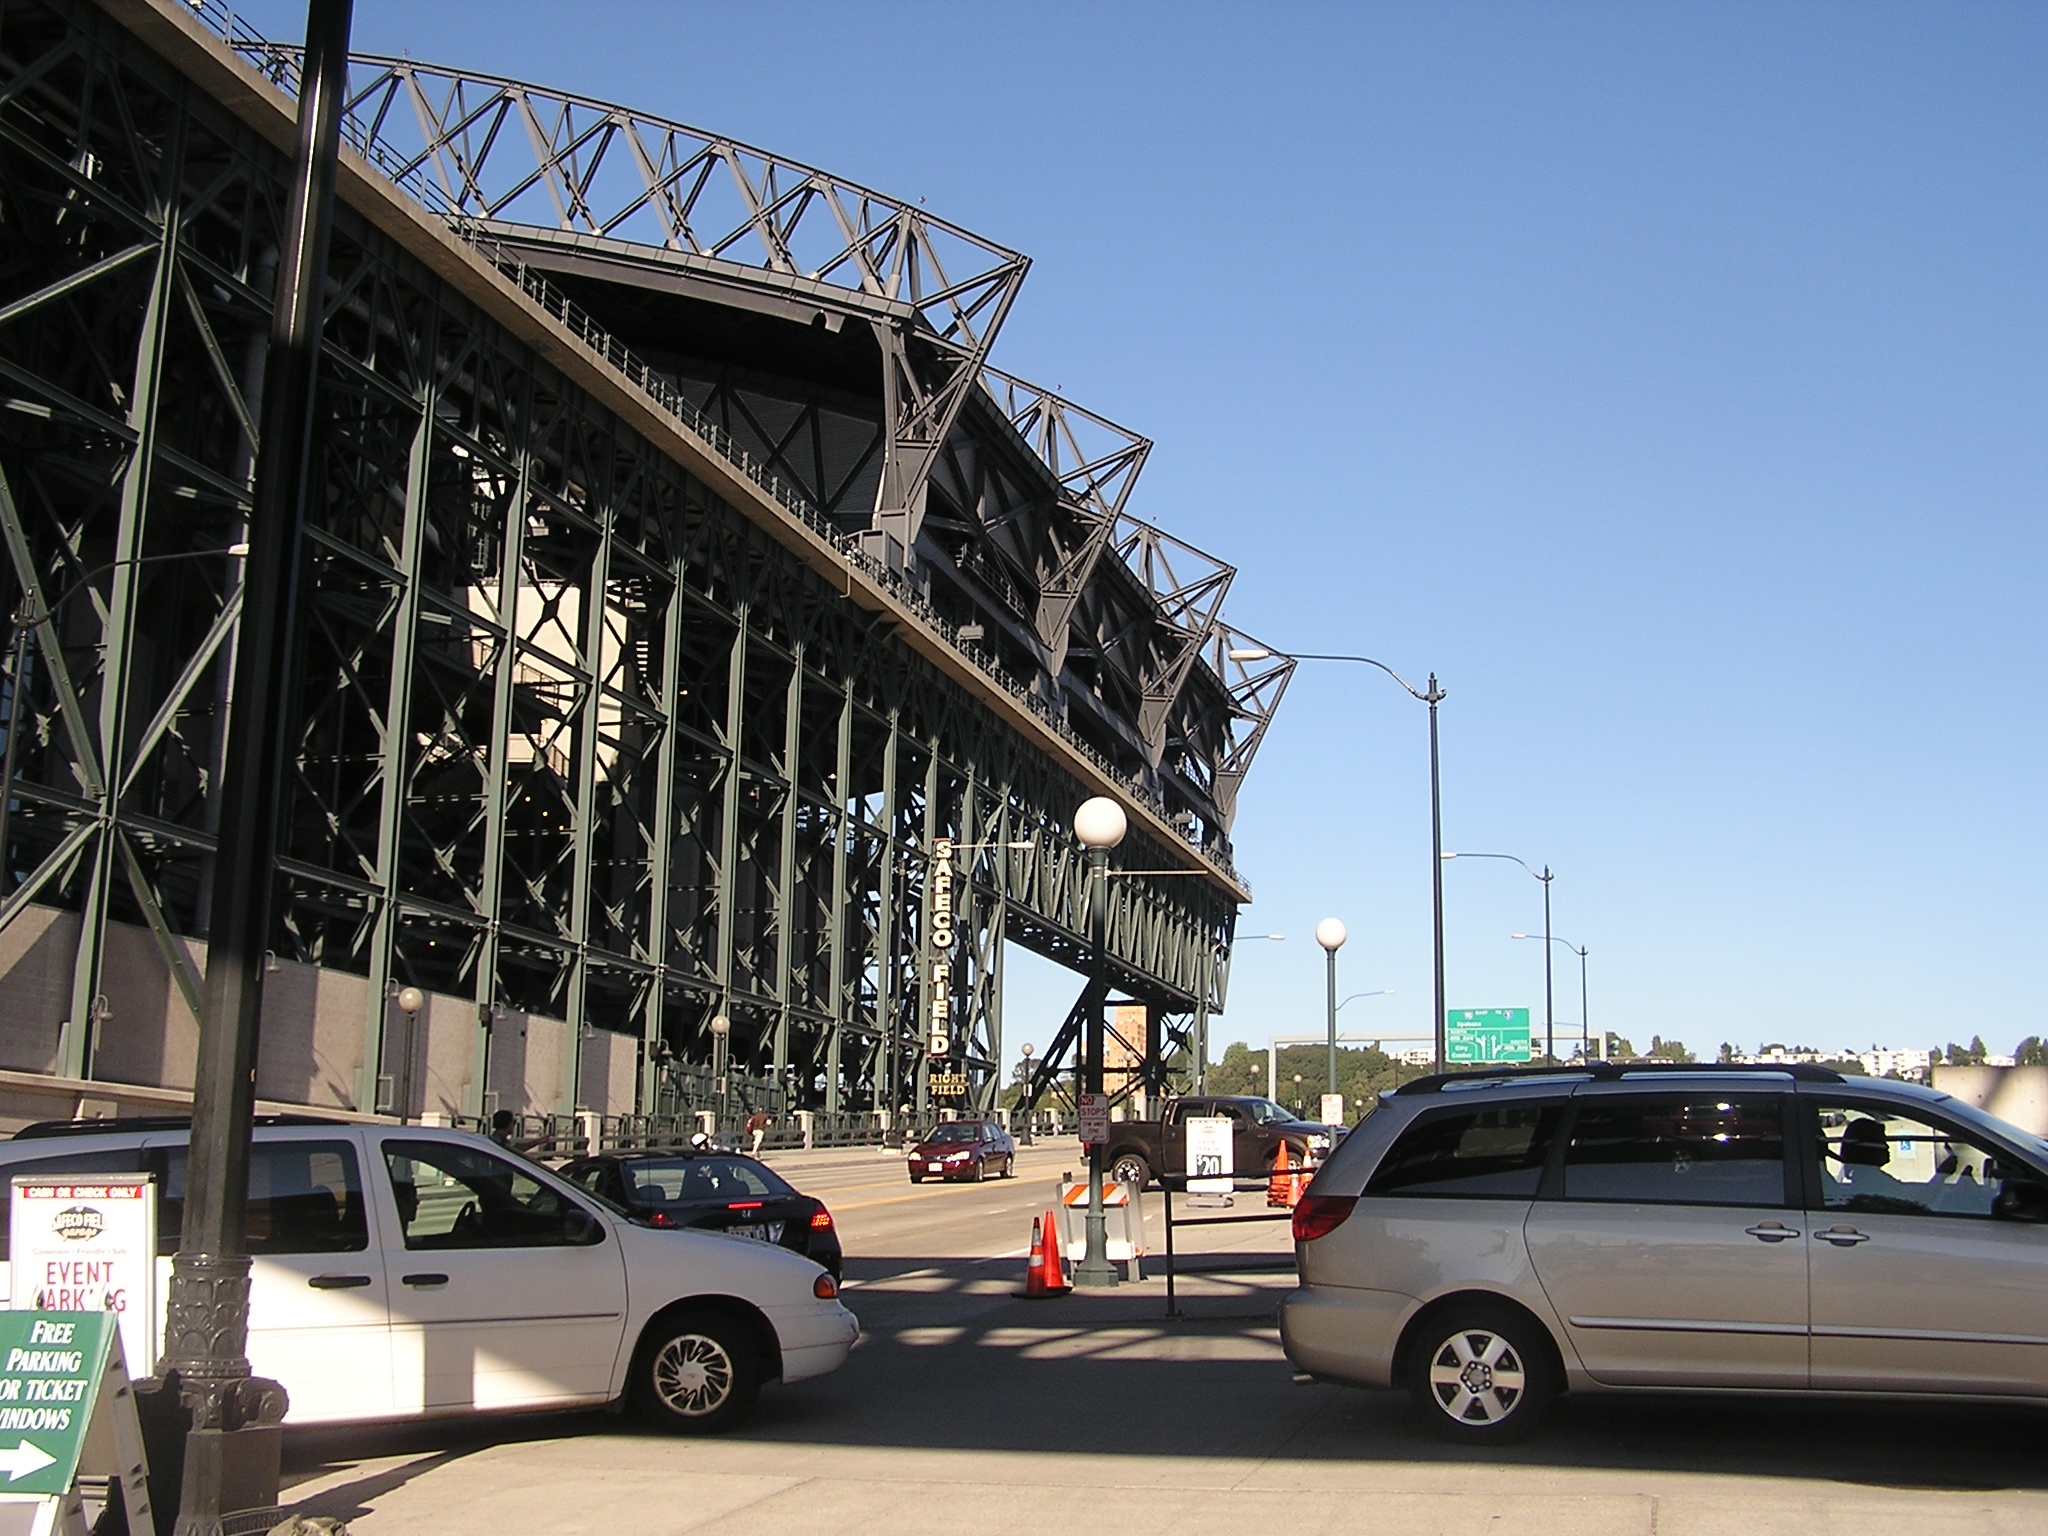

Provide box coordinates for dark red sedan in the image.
[908,1120,1016,1183]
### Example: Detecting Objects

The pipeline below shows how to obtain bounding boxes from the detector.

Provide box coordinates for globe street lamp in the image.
[1315,918,1347,1111]
[1072,795,1127,1288]
[1229,648,1446,1067]
[1442,852,1555,1061]
[1515,933,1591,1059]
[709,1013,732,1130]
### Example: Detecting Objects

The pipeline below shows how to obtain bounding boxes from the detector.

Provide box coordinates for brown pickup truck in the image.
[1103,1094,1340,1191]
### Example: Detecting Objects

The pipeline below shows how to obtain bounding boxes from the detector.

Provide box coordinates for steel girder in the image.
[256,49,1030,550]
[0,0,1267,1120]
[231,45,1286,874]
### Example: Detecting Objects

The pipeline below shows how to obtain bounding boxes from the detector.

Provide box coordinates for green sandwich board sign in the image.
[1446,1008,1532,1064]
[0,1312,115,1497]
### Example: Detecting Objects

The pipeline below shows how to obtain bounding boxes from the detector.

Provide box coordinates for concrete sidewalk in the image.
[276,1259,2048,1535]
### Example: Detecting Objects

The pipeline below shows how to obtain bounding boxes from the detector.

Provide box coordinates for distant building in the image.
[1857,1048,1931,1081]
[1739,1044,1825,1066]
[1391,1047,1438,1068]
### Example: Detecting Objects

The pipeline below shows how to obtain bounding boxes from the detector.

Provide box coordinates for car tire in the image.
[633,1309,761,1434]
[909,1173,923,1184]
[972,1157,986,1182]
[1002,1155,1015,1179]
[1406,1305,1555,1444]
[1109,1152,1150,1192]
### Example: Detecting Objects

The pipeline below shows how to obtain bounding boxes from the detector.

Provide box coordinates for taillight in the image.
[810,1205,833,1230]
[813,1273,838,1299]
[1292,1194,1357,1243]
[648,1210,677,1228]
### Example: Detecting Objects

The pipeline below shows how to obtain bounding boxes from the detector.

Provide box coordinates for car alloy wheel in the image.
[1407,1307,1553,1442]
[635,1311,760,1433]
[1109,1152,1149,1192]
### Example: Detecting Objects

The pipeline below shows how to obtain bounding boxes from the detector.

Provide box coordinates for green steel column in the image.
[354,330,436,1116]
[560,494,615,1118]
[464,370,535,1121]
[638,554,686,1115]
[61,154,184,1081]
[710,609,748,1121]
[771,645,802,1093]
[823,681,852,1113]
[872,714,898,1113]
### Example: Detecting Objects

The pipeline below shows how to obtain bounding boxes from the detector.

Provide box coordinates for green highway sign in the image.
[1446,1008,1532,1064]
[0,1311,114,1496]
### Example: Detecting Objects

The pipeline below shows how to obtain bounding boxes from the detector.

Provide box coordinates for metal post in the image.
[1324,945,1338,1108]
[1542,867,1554,1063]
[162,4,350,1531]
[1074,844,1117,1287]
[1579,946,1590,1061]
[1428,676,1446,1069]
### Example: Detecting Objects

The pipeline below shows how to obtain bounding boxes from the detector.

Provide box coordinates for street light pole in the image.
[1315,918,1346,1111]
[1515,933,1589,1059]
[1427,676,1446,1067]
[1072,796,1126,1288]
[1227,649,1446,1067]
[1443,851,1555,1060]
[160,6,352,1531]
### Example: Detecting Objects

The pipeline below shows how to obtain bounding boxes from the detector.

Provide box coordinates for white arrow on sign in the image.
[0,1439,55,1481]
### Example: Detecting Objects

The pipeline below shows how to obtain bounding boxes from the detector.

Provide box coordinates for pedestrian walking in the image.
[746,1108,771,1157]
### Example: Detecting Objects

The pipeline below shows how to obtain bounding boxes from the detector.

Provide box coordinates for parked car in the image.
[1282,1062,2048,1443]
[908,1120,1015,1182]
[1104,1095,1337,1191]
[556,1151,842,1279]
[0,1116,858,1433]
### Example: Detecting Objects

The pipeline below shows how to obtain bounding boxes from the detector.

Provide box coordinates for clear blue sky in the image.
[246,1,2048,1064]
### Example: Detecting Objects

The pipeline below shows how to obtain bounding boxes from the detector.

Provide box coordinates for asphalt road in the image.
[276,1141,2048,1534]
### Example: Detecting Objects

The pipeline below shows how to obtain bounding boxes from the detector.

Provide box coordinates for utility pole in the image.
[160,5,351,1533]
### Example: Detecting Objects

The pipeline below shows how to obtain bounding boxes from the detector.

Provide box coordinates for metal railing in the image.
[185,5,1244,892]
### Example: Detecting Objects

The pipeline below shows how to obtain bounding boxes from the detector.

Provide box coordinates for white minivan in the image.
[0,1116,859,1432]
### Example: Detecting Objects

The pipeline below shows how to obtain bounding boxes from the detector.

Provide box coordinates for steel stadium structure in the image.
[0,0,1295,1136]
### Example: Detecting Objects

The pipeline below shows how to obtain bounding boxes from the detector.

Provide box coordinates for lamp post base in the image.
[1073,1145,1119,1287]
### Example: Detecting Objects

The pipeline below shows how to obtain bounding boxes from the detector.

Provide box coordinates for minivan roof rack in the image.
[12,1113,346,1140]
[1391,1061,1846,1096]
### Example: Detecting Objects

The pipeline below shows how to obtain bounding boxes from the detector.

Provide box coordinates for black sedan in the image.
[556,1151,842,1279]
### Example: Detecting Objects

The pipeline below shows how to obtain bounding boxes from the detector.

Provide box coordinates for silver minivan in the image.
[1280,1064,2048,1440]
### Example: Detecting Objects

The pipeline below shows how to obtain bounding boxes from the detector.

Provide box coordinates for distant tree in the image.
[1945,1038,1989,1067]
[1611,1036,1638,1059]
[2018,1037,2048,1068]
[1717,1042,1734,1064]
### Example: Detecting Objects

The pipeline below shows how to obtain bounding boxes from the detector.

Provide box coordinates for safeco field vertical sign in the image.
[9,1177,157,1378]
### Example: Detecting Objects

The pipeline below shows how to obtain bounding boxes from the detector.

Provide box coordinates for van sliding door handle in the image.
[402,1272,450,1287]
[1744,1223,1799,1242]
[307,1274,373,1290]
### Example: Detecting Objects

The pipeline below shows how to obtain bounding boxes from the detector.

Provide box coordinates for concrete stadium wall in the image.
[0,904,637,1127]
[1930,1065,2048,1137]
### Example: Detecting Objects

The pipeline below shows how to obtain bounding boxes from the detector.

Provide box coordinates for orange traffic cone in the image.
[1023,1212,1069,1298]
[1268,1140,1302,1209]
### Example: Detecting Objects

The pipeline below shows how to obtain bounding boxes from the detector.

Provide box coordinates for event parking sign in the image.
[8,1177,156,1380]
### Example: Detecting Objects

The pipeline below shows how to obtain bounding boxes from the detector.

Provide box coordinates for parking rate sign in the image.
[1446,1008,1533,1063]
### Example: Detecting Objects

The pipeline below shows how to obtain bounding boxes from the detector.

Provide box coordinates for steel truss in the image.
[0,0,1271,1121]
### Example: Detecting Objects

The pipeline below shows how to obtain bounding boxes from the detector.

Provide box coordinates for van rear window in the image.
[1366,1105,1561,1199]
